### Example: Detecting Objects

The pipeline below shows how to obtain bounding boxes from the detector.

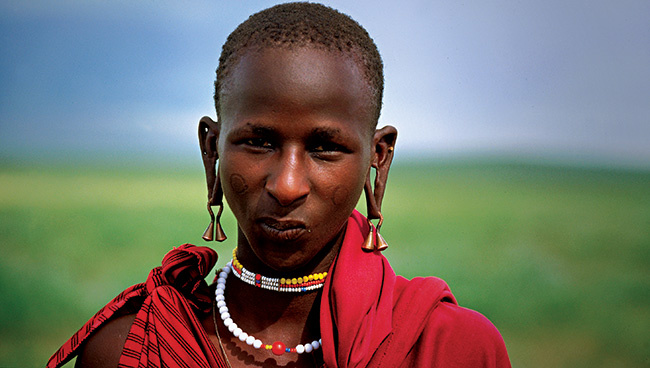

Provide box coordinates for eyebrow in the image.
[231,123,343,137]
[228,123,349,145]
[309,127,343,141]
[229,122,276,137]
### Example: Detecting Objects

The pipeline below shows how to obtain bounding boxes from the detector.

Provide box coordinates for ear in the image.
[198,116,220,202]
[372,125,398,170]
[366,125,398,215]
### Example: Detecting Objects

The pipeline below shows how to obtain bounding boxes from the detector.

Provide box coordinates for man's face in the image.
[217,47,375,272]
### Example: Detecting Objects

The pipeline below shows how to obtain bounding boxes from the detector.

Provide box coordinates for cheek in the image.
[218,154,257,211]
[331,185,350,206]
[229,174,248,194]
[322,161,368,210]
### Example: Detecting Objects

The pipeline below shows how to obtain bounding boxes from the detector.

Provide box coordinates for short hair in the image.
[214,2,384,125]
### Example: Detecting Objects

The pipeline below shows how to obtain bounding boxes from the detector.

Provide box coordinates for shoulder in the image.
[418,301,511,367]
[428,301,504,344]
[393,276,510,367]
[394,276,503,343]
[74,313,136,368]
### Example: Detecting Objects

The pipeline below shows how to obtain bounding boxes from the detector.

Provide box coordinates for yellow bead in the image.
[265,345,272,350]
[308,274,314,281]
[323,272,327,277]
[291,278,298,285]
[298,277,303,283]
[280,278,286,285]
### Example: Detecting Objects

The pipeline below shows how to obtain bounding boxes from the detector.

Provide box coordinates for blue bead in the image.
[285,348,290,352]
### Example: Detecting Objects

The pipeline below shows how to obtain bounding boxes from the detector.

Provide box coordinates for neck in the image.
[226,277,322,335]
[219,226,344,346]
[234,225,344,279]
[210,267,325,367]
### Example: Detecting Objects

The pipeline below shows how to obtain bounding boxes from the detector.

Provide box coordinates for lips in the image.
[258,217,308,242]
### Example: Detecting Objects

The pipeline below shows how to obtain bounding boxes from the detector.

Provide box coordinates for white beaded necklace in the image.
[215,262,322,356]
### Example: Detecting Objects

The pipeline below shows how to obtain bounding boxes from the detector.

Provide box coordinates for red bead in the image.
[255,274,262,280]
[272,341,286,356]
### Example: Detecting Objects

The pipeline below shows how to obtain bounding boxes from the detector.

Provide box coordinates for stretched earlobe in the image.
[198,116,220,196]
[370,125,397,209]
[198,116,226,242]
[363,125,397,252]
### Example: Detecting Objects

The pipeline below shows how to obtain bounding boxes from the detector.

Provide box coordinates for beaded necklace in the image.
[215,263,322,356]
[230,248,327,292]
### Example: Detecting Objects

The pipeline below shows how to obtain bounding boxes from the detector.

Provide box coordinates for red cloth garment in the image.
[49,211,510,367]
[47,244,227,368]
[320,210,511,368]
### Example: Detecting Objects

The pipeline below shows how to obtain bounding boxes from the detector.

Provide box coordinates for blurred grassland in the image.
[0,160,648,367]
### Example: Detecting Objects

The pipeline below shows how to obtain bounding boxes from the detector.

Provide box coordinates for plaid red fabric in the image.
[47,244,227,368]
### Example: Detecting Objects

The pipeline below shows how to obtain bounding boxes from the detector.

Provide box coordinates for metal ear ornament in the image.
[362,175,388,252]
[202,171,227,242]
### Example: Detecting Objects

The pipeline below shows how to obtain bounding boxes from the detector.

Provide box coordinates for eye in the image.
[245,138,273,149]
[309,141,351,160]
[312,142,342,152]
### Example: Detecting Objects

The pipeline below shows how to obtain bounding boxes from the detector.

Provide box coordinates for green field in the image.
[1,160,648,367]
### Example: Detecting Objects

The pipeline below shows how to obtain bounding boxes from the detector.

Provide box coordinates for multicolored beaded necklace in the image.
[215,263,323,356]
[230,248,328,292]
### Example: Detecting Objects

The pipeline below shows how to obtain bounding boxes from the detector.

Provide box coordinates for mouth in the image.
[258,218,308,242]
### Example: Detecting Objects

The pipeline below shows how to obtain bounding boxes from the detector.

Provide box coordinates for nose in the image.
[265,147,310,206]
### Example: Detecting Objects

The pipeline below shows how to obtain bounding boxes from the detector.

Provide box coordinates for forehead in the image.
[219,47,375,132]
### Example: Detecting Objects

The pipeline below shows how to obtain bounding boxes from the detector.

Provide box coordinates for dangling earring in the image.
[202,171,227,242]
[362,174,389,252]
[362,213,389,252]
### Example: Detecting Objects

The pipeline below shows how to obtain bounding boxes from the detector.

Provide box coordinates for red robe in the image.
[321,210,511,367]
[48,210,510,367]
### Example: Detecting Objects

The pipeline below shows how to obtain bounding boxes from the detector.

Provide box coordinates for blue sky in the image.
[1,1,648,166]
